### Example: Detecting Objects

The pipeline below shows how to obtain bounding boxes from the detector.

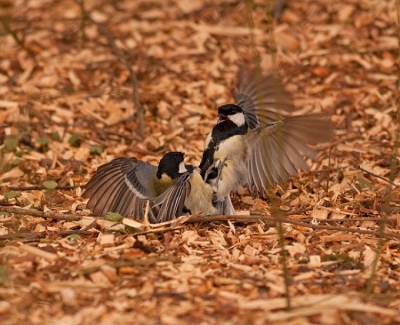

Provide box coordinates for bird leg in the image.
[214,157,227,189]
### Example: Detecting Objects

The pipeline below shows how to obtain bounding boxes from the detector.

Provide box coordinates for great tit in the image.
[83,152,216,223]
[199,68,334,214]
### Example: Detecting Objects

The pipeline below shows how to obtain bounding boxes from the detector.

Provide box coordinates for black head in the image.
[157,152,187,179]
[218,104,243,116]
[217,104,245,126]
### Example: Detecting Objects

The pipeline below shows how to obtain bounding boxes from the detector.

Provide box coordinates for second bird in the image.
[199,67,334,214]
[83,152,216,223]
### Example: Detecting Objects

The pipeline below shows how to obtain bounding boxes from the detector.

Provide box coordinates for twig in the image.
[0,206,82,221]
[308,167,344,174]
[335,198,373,208]
[137,213,396,230]
[364,4,400,296]
[290,216,396,222]
[8,185,79,191]
[258,0,292,309]
[3,206,399,239]
[78,0,87,41]
[80,255,181,275]
[298,46,399,59]
[73,0,144,138]
[354,165,399,188]
[185,214,400,239]
[102,129,141,142]
[325,147,332,195]
[277,217,400,239]
[129,225,186,237]
[0,229,94,241]
[0,14,25,47]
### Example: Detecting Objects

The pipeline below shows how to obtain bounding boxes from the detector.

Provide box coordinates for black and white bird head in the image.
[218,104,246,127]
[156,151,191,180]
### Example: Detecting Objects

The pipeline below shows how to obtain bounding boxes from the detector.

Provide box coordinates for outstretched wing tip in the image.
[245,112,334,194]
[82,157,156,219]
[236,66,297,128]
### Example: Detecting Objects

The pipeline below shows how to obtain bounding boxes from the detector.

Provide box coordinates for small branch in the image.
[354,165,399,188]
[129,225,186,237]
[298,46,399,59]
[0,206,82,221]
[8,185,79,191]
[335,198,373,208]
[2,206,399,239]
[0,229,94,241]
[325,147,332,195]
[186,214,275,224]
[102,129,141,142]
[78,0,87,41]
[309,167,344,174]
[284,217,400,239]
[80,255,181,275]
[0,15,24,47]
[185,214,400,239]
[73,0,144,138]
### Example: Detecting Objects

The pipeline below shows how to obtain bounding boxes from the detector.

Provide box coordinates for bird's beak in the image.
[218,114,228,123]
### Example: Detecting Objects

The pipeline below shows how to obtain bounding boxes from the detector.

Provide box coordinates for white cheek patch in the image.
[178,162,188,173]
[229,112,246,127]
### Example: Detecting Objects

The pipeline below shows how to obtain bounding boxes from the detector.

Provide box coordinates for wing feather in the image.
[82,158,157,217]
[145,173,191,223]
[235,66,296,128]
[245,113,334,193]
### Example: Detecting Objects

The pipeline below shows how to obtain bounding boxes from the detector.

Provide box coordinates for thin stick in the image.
[80,256,181,275]
[73,0,144,138]
[325,147,332,194]
[0,230,94,240]
[0,14,25,47]
[184,214,400,239]
[0,206,82,221]
[3,206,399,239]
[354,165,399,188]
[8,185,79,191]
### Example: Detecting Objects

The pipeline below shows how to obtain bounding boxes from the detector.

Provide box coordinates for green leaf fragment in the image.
[3,192,22,199]
[68,234,80,241]
[37,137,50,145]
[3,138,19,151]
[90,145,103,155]
[358,176,373,189]
[51,132,61,141]
[0,265,8,285]
[105,212,123,222]
[12,158,22,166]
[68,133,81,147]
[42,180,58,190]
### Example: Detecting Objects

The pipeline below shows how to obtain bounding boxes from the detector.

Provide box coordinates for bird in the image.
[199,67,334,214]
[82,151,216,223]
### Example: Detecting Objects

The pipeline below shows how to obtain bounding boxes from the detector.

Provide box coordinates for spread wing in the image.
[245,113,334,193]
[235,66,296,129]
[145,172,192,223]
[82,158,158,219]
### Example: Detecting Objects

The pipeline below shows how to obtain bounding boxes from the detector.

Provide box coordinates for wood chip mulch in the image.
[0,0,399,324]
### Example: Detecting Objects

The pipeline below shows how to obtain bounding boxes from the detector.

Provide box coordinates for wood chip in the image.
[1,0,399,323]
[19,243,59,261]
[98,233,115,247]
